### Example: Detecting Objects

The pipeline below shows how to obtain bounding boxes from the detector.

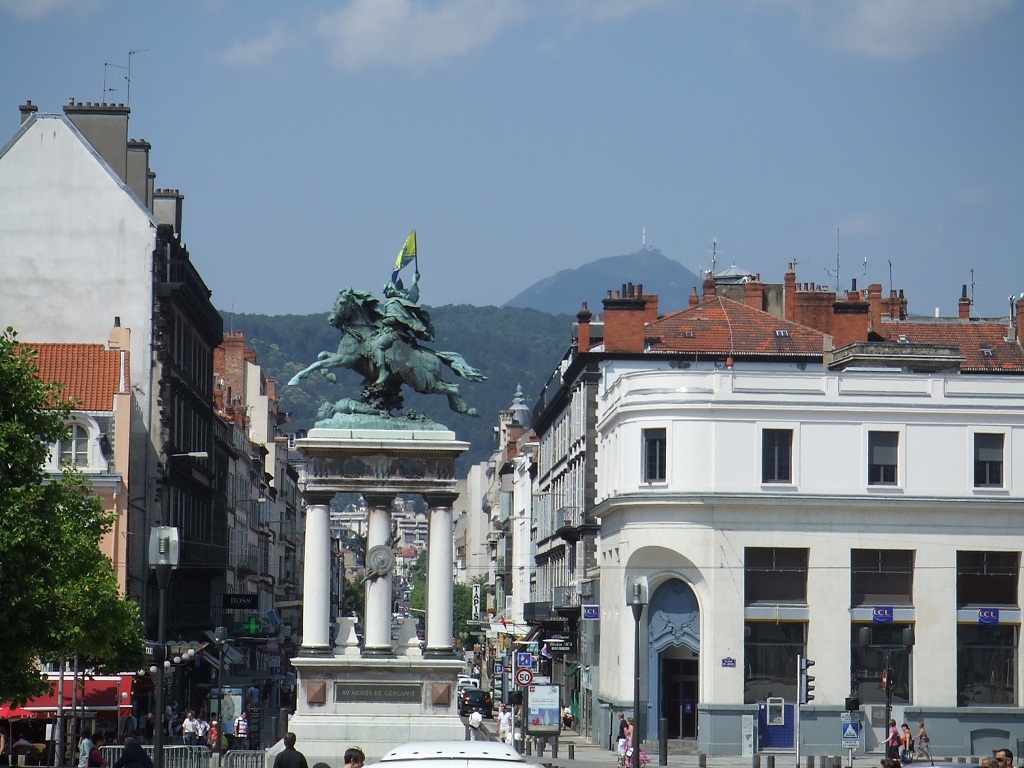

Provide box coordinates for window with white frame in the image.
[868,431,899,486]
[642,427,666,483]
[974,433,1004,488]
[58,424,89,467]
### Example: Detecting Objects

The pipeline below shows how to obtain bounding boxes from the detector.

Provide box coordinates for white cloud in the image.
[786,0,1013,59]
[0,0,104,20]
[219,22,297,67]
[837,212,883,236]
[561,0,666,23]
[317,0,526,72]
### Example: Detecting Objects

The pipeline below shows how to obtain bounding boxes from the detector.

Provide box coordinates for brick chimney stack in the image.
[702,273,717,301]
[1017,297,1024,344]
[603,282,654,353]
[784,263,797,321]
[744,275,764,310]
[576,302,593,352]
[689,287,700,309]
[866,283,883,333]
[19,100,37,124]
[959,285,972,320]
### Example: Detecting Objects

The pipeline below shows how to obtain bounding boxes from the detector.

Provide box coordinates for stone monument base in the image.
[284,655,468,764]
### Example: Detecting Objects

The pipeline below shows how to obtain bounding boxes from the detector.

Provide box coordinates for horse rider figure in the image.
[373,271,435,384]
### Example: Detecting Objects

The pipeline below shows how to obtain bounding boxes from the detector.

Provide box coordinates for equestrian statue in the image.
[288,233,485,423]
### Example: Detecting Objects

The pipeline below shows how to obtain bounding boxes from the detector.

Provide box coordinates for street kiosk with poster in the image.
[523,684,561,737]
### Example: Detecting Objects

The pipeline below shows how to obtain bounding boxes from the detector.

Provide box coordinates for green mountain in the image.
[220,305,573,472]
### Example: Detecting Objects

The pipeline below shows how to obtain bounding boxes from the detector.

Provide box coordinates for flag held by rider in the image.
[392,229,417,281]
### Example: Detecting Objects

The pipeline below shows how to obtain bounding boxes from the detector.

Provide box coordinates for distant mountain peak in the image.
[503,248,701,316]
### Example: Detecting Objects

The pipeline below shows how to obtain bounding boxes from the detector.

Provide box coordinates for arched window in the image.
[59,424,90,467]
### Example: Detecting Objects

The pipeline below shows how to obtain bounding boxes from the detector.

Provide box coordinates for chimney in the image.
[744,276,764,309]
[1017,297,1024,345]
[702,272,717,301]
[63,100,130,183]
[689,287,700,309]
[867,283,883,333]
[576,302,593,352]
[784,263,797,321]
[603,283,649,353]
[19,100,37,124]
[126,139,152,209]
[153,189,184,236]
[959,285,971,320]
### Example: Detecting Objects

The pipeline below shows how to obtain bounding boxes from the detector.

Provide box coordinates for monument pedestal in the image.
[287,425,470,762]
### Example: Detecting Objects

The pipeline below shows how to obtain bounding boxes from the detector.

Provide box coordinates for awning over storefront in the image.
[564,663,581,677]
[17,674,136,714]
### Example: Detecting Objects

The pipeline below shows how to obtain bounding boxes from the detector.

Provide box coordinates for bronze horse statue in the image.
[288,287,485,416]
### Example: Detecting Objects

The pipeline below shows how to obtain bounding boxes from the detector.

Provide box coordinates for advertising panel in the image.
[523,683,560,736]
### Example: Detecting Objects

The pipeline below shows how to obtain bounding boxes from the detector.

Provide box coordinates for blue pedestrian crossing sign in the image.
[516,652,533,668]
[841,721,861,746]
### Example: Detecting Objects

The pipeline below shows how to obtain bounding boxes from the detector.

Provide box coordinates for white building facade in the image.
[595,361,1024,756]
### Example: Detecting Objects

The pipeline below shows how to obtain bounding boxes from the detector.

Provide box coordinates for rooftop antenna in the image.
[126,48,148,105]
[825,228,840,292]
[862,255,868,278]
[102,61,127,102]
[708,238,719,276]
[888,259,895,318]
[970,268,976,318]
[642,224,647,250]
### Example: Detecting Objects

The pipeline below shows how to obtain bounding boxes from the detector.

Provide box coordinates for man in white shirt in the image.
[468,709,483,740]
[498,705,513,744]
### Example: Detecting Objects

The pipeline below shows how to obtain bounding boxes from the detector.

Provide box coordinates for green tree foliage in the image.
[406,552,475,646]
[0,328,143,704]
[343,575,366,628]
[220,304,572,472]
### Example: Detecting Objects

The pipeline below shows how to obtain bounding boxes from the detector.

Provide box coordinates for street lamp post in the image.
[150,527,180,768]
[214,626,227,754]
[627,577,648,768]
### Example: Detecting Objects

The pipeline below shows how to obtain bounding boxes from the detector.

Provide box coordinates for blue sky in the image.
[1,0,1022,318]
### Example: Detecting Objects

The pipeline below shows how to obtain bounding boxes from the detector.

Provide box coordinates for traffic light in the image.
[799,656,815,705]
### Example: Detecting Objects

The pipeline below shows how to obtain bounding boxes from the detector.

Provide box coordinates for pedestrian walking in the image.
[272,733,308,768]
[78,732,94,768]
[468,709,483,740]
[233,711,249,750]
[887,720,901,761]
[498,704,512,744]
[900,723,914,763]
[915,722,931,761]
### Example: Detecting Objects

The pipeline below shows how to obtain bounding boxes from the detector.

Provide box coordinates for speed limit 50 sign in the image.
[515,668,534,686]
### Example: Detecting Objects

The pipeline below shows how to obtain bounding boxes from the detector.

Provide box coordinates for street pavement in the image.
[472,721,979,768]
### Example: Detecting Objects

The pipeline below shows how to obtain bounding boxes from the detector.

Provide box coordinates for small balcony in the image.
[553,583,580,611]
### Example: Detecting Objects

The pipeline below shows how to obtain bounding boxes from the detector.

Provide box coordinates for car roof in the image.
[462,689,489,697]
[374,741,537,764]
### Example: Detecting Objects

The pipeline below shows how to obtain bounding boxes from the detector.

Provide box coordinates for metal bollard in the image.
[699,753,707,768]
[766,755,776,768]
[806,755,815,768]
[568,744,575,760]
[754,753,761,768]
[659,718,668,767]
[552,740,558,759]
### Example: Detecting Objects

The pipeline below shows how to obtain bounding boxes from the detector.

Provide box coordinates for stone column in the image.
[424,491,458,658]
[300,500,332,655]
[363,493,396,657]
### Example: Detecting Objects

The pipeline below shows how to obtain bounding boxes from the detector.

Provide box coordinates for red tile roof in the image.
[879,320,1024,373]
[646,296,827,356]
[19,343,129,411]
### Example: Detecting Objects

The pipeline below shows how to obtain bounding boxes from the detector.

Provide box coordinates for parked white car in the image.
[366,741,544,768]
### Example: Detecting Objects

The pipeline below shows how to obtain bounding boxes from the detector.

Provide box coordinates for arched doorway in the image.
[646,579,700,741]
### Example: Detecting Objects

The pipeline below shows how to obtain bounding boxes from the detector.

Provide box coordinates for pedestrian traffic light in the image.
[799,656,815,705]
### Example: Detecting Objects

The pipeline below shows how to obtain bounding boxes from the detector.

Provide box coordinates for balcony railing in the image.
[553,583,580,610]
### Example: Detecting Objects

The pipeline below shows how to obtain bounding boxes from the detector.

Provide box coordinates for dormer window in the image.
[981,344,993,357]
[775,329,790,338]
[684,331,695,339]
[59,424,89,467]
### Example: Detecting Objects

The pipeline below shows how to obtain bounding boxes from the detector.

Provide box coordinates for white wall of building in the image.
[0,115,156,416]
[594,364,1024,718]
